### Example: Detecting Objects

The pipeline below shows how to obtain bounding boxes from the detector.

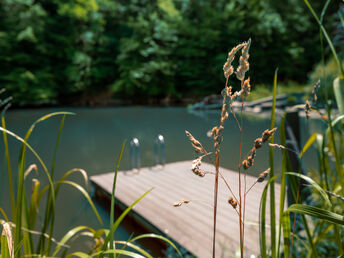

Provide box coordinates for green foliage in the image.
[0,0,340,105]
[259,1,344,256]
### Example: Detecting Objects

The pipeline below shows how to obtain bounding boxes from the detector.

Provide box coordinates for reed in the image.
[179,39,278,257]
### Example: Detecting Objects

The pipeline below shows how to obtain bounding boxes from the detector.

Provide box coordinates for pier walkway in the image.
[90,161,281,257]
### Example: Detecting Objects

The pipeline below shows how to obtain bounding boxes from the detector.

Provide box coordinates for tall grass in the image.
[0,104,181,257]
[260,1,344,256]
[182,39,279,258]
[178,1,343,257]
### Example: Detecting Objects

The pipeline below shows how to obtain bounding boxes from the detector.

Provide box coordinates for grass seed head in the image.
[220,109,229,124]
[226,86,232,97]
[242,78,251,97]
[312,79,320,103]
[223,42,247,79]
[173,199,190,207]
[228,197,238,209]
[305,100,311,117]
[191,157,205,177]
[242,159,249,170]
[254,138,262,149]
[261,128,277,143]
[217,125,224,136]
[269,143,286,149]
[257,168,270,182]
[211,126,218,138]
[236,39,251,81]
[185,130,207,154]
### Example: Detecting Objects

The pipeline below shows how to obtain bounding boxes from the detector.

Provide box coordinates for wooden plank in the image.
[91,161,282,257]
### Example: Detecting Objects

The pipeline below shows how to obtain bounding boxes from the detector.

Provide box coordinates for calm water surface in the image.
[0,107,322,252]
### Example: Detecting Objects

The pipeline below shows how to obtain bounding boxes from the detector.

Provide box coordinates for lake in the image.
[0,106,323,253]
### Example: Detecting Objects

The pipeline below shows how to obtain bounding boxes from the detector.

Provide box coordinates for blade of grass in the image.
[1,236,10,258]
[129,233,182,257]
[51,115,66,179]
[45,116,67,254]
[333,77,344,115]
[5,112,73,254]
[1,115,15,218]
[36,168,88,206]
[109,141,126,258]
[59,181,102,224]
[281,211,291,258]
[0,208,9,222]
[320,0,331,24]
[28,179,40,229]
[52,225,95,257]
[299,133,317,158]
[102,188,153,252]
[331,115,344,128]
[22,193,33,254]
[36,113,73,255]
[70,249,145,258]
[286,172,331,206]
[45,115,70,255]
[277,114,287,256]
[259,174,279,258]
[304,0,344,76]
[114,241,152,258]
[269,68,278,257]
[287,204,344,225]
[0,127,54,253]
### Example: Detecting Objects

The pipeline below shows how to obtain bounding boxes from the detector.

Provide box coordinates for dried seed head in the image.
[242,159,249,170]
[185,130,207,154]
[220,111,229,124]
[305,100,311,117]
[250,148,256,159]
[254,138,262,149]
[269,143,286,149]
[191,157,201,169]
[226,86,232,97]
[242,78,251,97]
[228,197,238,209]
[257,168,270,182]
[192,167,205,177]
[223,42,247,79]
[191,157,205,177]
[217,125,224,136]
[173,199,190,207]
[24,164,38,178]
[231,90,242,101]
[211,126,218,137]
[312,79,320,103]
[262,128,277,143]
[236,39,251,81]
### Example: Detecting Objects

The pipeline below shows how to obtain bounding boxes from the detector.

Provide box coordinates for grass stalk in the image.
[304,0,344,77]
[269,69,278,257]
[238,80,244,258]
[46,115,66,255]
[109,141,126,258]
[212,154,219,258]
[1,115,15,218]
[277,115,287,256]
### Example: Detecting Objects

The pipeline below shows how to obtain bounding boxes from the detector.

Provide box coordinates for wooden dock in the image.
[90,161,281,257]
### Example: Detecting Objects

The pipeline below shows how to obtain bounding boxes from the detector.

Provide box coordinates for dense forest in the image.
[0,0,342,106]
